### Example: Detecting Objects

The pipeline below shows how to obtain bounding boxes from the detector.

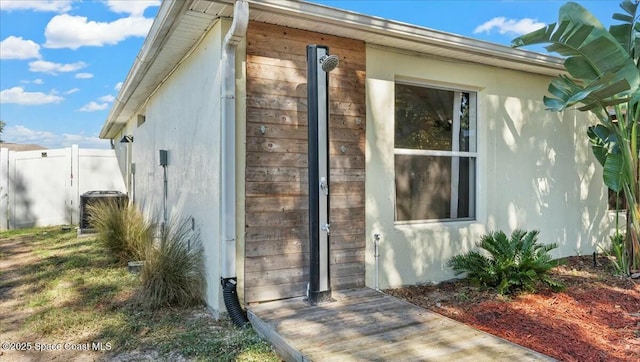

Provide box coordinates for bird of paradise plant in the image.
[512,0,640,273]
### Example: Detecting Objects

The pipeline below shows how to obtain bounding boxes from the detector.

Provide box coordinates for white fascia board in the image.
[217,0,564,72]
[101,0,566,139]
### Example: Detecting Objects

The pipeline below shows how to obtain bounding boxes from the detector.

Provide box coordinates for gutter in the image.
[221,0,248,280]
[101,0,564,140]
[215,0,564,75]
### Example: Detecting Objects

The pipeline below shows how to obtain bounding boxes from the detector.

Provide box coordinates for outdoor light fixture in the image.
[120,135,133,143]
[307,44,339,305]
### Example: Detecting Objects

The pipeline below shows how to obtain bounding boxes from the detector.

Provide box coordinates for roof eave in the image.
[247,0,565,73]
[100,0,196,139]
[101,0,566,139]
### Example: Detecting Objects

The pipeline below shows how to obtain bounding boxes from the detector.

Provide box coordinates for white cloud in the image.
[0,86,63,105]
[97,94,115,103]
[474,17,545,36]
[114,82,123,91]
[44,13,154,49]
[20,78,45,85]
[29,60,87,75]
[0,36,41,59]
[106,0,160,17]
[3,125,110,149]
[65,88,80,95]
[79,101,108,112]
[59,133,110,148]
[75,72,94,79]
[0,0,74,13]
[3,125,57,145]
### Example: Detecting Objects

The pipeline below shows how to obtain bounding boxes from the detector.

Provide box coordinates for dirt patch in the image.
[387,255,640,362]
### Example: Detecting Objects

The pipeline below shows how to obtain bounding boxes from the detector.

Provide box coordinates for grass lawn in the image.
[0,226,280,362]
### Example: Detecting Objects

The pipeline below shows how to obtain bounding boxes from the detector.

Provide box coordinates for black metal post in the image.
[307,44,333,304]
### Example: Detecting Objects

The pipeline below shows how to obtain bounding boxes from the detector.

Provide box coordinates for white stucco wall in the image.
[365,45,618,289]
[115,20,230,314]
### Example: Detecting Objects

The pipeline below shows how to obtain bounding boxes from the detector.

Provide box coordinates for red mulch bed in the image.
[386,255,640,362]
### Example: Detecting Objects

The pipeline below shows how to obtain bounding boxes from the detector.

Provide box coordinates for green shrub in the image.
[447,229,563,295]
[138,217,205,309]
[603,232,630,276]
[87,199,153,262]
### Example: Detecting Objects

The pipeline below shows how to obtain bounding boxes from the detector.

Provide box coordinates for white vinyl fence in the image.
[0,145,126,230]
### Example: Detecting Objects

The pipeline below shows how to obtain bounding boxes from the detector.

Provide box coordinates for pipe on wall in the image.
[373,233,381,291]
[220,0,248,280]
[220,1,249,326]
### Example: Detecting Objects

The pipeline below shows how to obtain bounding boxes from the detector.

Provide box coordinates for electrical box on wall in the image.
[159,150,168,166]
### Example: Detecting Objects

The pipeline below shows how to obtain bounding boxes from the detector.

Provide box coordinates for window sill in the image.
[394,217,476,227]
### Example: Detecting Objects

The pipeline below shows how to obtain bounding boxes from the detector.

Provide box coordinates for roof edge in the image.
[243,0,564,71]
[100,0,196,139]
[101,0,566,139]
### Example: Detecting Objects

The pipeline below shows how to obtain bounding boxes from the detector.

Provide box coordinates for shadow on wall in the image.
[367,77,612,288]
[495,93,610,256]
[10,171,36,229]
[3,148,128,230]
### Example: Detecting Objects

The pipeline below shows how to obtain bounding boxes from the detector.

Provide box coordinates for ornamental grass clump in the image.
[604,232,631,276]
[447,229,564,295]
[87,199,153,262]
[139,217,205,310]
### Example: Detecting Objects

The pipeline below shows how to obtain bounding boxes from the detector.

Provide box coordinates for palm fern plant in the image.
[447,229,563,295]
[512,1,640,272]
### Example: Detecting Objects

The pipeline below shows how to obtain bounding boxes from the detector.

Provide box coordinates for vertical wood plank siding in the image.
[245,22,366,303]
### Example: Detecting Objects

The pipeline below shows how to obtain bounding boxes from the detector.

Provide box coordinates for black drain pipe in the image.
[221,277,249,327]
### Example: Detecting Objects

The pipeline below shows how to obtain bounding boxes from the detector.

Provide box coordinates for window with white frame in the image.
[394,82,477,222]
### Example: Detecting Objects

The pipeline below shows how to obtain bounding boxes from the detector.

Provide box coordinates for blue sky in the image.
[0,0,621,149]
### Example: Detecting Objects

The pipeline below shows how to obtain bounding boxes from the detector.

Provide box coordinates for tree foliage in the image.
[512,0,640,272]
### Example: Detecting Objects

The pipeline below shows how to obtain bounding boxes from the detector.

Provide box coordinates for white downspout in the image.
[221,0,249,279]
